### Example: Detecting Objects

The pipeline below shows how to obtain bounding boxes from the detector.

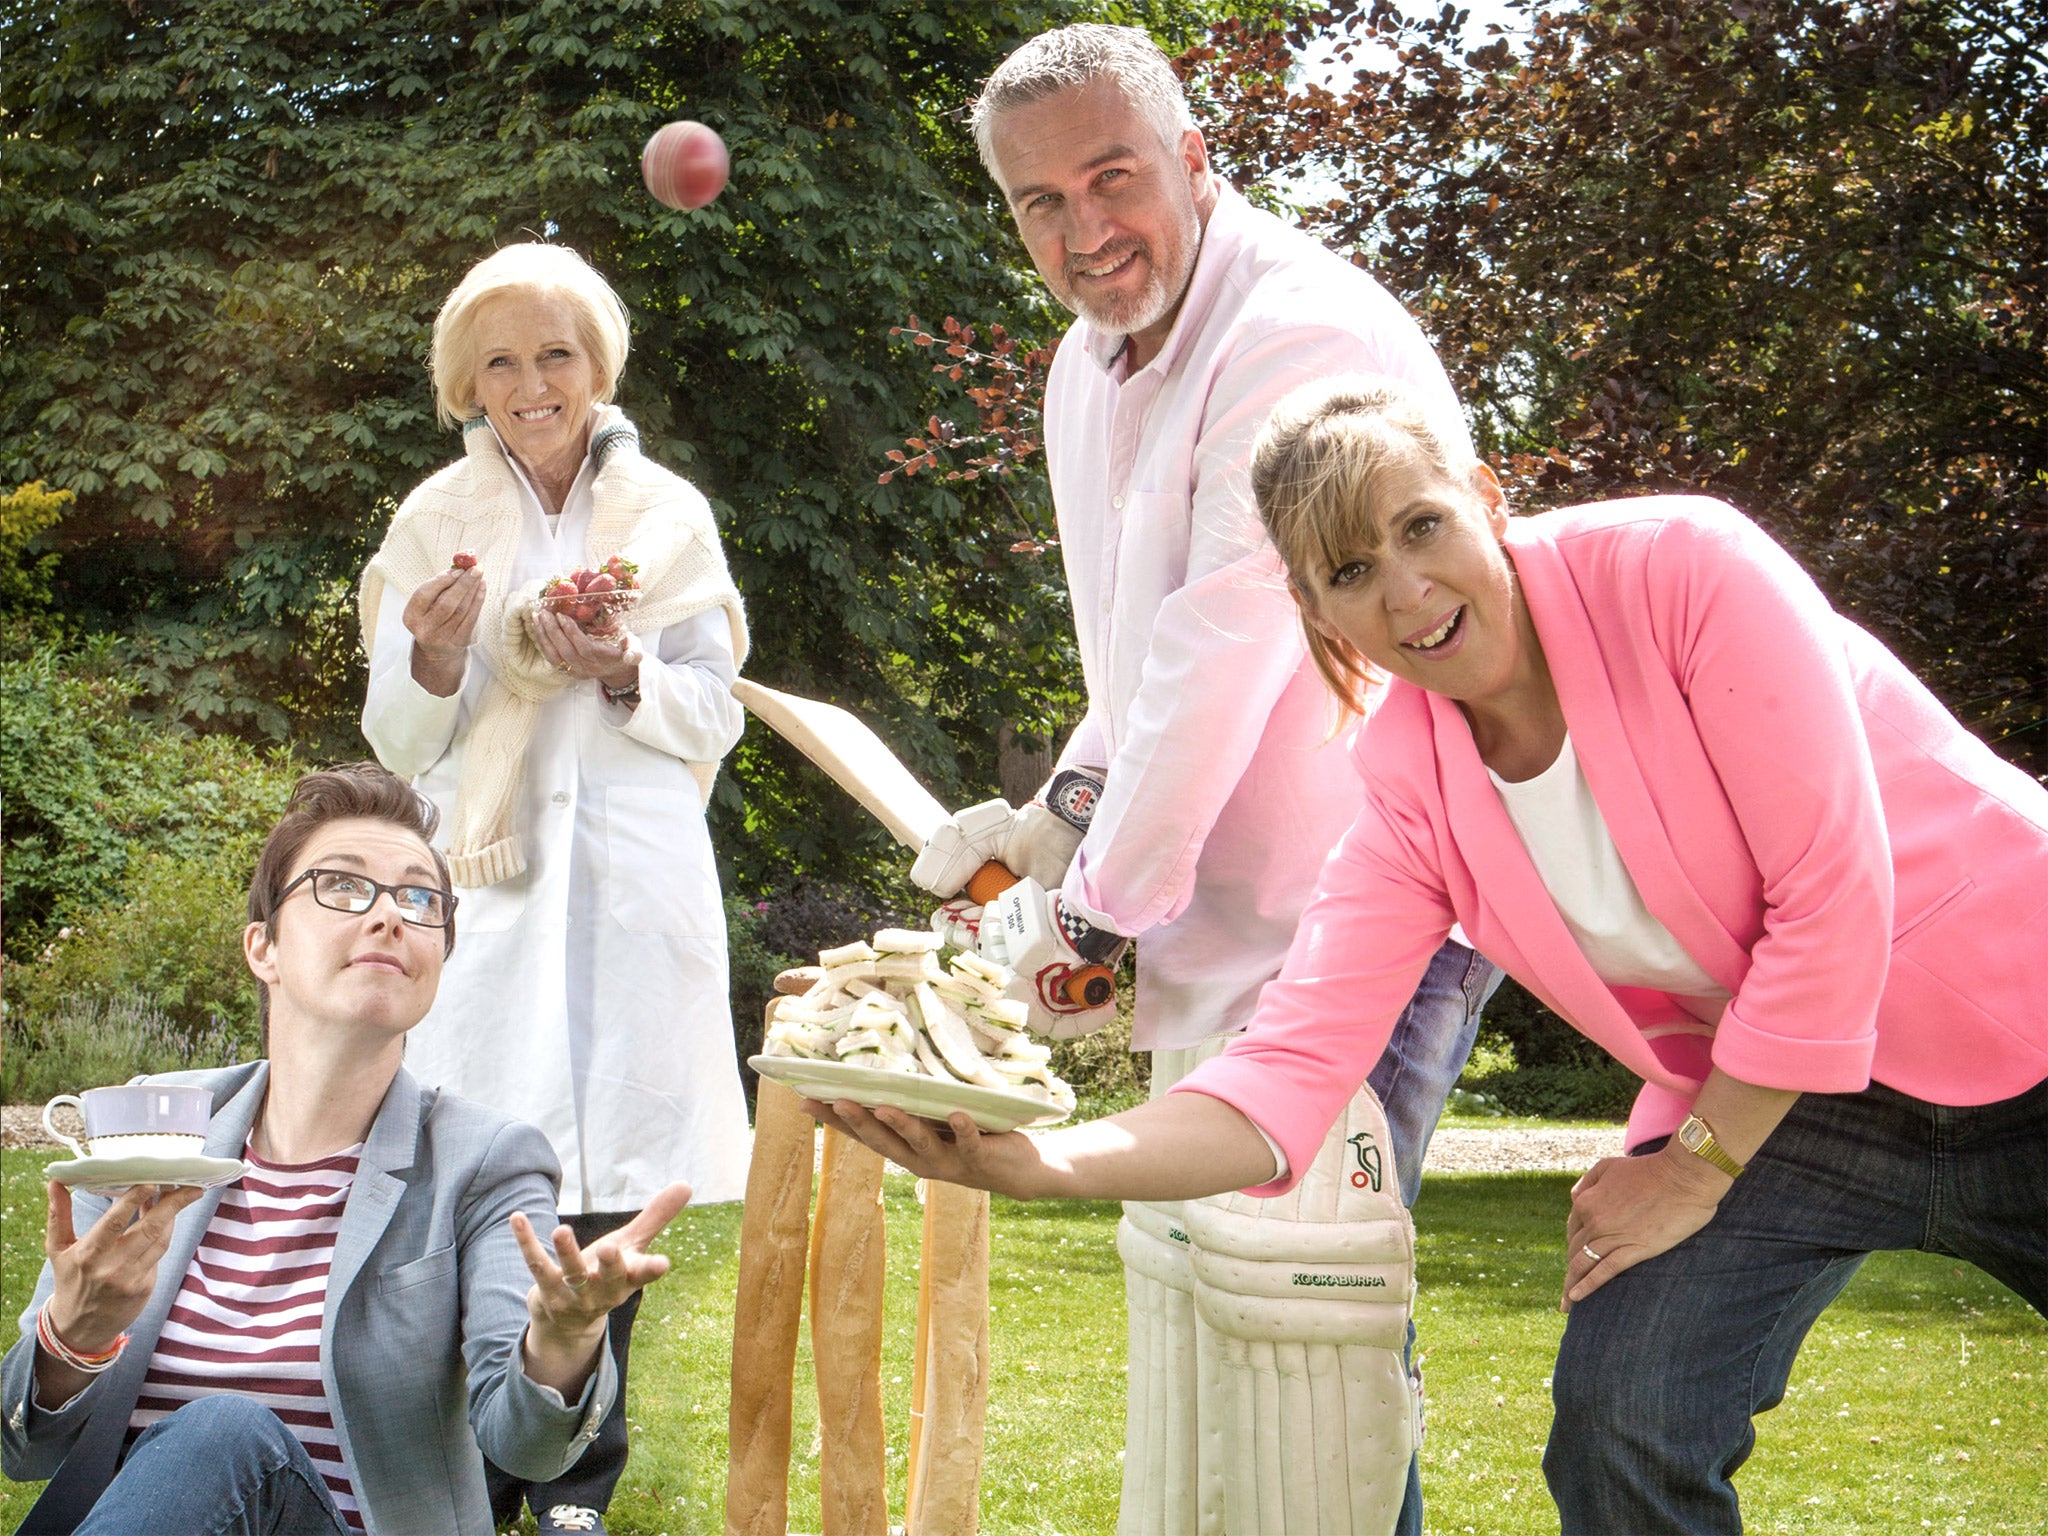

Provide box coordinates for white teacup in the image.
[43,1084,212,1162]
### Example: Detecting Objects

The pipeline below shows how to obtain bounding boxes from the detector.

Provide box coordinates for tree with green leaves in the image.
[1187,0,2048,774]
[5,0,1197,892]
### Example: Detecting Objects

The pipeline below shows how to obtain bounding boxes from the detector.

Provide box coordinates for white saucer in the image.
[45,1152,250,1197]
[749,1055,1072,1134]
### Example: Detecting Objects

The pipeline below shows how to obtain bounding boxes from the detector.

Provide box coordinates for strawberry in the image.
[574,568,597,592]
[572,600,598,623]
[586,572,617,594]
[450,550,478,570]
[546,579,579,600]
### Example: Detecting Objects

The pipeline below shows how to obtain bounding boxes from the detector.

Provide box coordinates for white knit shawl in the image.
[358,407,748,886]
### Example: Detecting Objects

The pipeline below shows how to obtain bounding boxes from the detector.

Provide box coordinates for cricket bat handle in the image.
[963,860,1117,1009]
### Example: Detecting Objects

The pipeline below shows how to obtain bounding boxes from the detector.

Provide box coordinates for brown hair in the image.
[247,763,453,1039]
[1251,375,1481,720]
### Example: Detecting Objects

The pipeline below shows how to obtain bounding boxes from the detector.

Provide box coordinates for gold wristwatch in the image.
[1675,1113,1745,1178]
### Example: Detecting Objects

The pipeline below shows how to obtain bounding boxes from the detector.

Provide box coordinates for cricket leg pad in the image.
[1184,1082,1418,1535]
[1116,1199,1221,1536]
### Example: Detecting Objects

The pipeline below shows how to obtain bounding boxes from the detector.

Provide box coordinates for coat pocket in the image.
[605,786,719,936]
[379,1244,457,1295]
[1891,876,1974,949]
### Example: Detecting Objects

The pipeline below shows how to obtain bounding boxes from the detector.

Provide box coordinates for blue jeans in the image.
[1371,938,1502,1207]
[1544,1075,2048,1534]
[1370,938,1501,1536]
[78,1394,347,1535]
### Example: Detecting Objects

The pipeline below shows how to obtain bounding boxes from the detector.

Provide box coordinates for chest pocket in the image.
[380,1244,456,1295]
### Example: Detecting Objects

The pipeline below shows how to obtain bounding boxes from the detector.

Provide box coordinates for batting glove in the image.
[980,877,1127,1039]
[908,767,1107,899]
[910,797,1014,897]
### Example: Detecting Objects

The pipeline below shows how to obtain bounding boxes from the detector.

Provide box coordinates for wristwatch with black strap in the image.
[1675,1113,1745,1178]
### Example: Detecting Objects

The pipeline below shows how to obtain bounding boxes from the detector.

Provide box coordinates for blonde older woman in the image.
[357,242,748,1535]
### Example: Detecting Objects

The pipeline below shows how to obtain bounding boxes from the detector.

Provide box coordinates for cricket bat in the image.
[732,677,1114,1008]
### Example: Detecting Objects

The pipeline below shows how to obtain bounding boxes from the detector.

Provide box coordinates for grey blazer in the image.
[2,1062,615,1535]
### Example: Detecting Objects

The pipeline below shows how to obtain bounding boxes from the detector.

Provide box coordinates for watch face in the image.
[1679,1119,1706,1151]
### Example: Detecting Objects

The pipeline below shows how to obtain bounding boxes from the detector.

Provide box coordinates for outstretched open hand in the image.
[511,1181,692,1340]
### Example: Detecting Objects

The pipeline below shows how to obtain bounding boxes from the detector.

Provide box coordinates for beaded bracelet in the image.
[36,1304,128,1374]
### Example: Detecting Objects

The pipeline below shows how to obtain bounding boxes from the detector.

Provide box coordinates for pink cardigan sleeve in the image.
[1168,733,1456,1194]
[1642,502,1892,1090]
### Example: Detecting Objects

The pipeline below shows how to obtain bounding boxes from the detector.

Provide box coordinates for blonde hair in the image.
[971,24,1195,187]
[1252,375,1482,717]
[428,243,631,428]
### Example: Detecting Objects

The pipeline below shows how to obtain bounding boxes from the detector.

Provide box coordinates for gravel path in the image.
[5,1103,1622,1170]
[1420,1124,1624,1174]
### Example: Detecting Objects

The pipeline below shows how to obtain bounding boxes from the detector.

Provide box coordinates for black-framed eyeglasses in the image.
[278,868,457,929]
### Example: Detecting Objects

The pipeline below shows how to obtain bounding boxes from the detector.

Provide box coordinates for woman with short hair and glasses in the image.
[2,763,691,1536]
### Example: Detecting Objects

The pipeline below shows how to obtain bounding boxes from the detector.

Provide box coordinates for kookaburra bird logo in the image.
[1347,1130,1383,1192]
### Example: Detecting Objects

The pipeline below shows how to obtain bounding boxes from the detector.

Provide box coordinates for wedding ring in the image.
[555,663,571,674]
[1581,1244,1602,1264]
[564,1273,588,1290]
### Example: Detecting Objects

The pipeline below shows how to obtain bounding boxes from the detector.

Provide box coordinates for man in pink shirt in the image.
[909,24,1499,1534]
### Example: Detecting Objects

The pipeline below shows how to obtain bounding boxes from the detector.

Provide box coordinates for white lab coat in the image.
[1047,186,1469,1050]
[361,443,750,1212]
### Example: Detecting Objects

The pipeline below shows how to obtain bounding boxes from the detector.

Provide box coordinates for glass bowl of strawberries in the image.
[539,556,641,636]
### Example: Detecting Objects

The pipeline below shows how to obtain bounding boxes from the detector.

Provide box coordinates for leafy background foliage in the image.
[1187,0,2048,772]
[2,0,1172,906]
[5,0,2041,1107]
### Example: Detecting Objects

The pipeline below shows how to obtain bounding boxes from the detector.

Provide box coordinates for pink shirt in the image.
[1179,497,2048,1189]
[1045,186,1465,1048]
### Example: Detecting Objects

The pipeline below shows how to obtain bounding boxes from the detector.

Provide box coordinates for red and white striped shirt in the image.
[127,1141,366,1530]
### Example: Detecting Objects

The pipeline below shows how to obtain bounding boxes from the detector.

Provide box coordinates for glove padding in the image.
[980,877,1126,1039]
[908,767,1107,898]
[929,897,987,952]
[910,796,1015,897]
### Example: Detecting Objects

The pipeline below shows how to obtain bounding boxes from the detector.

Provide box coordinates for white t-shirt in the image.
[1489,734,1729,1026]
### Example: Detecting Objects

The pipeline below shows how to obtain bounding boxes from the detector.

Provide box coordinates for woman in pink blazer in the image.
[811,377,2048,1532]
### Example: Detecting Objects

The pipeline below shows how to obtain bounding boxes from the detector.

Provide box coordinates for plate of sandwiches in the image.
[752,929,1076,1134]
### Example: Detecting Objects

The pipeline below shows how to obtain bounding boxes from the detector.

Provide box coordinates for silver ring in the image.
[564,1273,588,1291]
[1582,1244,1602,1264]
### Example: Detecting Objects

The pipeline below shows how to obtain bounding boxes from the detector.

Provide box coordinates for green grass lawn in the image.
[3,1151,2041,1534]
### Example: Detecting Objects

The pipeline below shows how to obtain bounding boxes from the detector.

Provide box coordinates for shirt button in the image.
[551,791,569,806]
[1111,494,1125,509]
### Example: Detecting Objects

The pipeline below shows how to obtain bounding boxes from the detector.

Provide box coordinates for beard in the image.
[1052,194,1204,340]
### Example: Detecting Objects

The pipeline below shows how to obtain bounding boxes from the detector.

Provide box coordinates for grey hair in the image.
[971,24,1195,188]
[1252,375,1485,716]
[429,243,631,429]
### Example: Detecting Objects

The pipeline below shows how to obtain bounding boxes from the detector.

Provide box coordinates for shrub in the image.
[2,988,248,1105]
[1,626,303,960]
[5,850,266,1064]
[725,894,802,1087]
[1458,977,1640,1120]
[1048,1001,1150,1121]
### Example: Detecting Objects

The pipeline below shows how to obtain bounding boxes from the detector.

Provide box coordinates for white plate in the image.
[749,1055,1071,1133]
[45,1152,250,1197]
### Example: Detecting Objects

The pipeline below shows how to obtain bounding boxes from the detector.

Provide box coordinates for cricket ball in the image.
[641,121,729,211]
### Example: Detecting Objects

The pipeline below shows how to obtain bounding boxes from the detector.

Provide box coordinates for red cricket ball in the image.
[641,121,729,211]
